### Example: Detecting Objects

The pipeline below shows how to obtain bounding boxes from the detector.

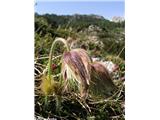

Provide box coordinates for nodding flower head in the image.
[90,62,116,97]
[61,48,92,99]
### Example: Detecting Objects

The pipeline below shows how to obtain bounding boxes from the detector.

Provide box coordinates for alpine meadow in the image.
[34,2,125,119]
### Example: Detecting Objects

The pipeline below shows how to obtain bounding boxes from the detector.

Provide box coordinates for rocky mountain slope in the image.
[35,13,125,59]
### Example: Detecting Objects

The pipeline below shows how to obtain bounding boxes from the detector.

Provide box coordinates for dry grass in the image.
[34,54,125,120]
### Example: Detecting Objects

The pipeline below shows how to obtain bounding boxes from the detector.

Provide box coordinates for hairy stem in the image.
[47,37,70,84]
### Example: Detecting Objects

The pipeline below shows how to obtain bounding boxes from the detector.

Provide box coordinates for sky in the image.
[35,1,124,20]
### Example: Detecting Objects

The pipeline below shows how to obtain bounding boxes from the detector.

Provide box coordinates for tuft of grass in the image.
[35,80,125,119]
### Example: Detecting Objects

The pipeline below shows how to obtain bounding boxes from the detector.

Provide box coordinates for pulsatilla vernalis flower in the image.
[61,48,92,99]
[90,62,116,97]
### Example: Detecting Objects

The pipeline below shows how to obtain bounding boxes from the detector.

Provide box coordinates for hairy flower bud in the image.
[90,62,116,97]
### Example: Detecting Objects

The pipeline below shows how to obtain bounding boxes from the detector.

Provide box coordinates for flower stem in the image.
[47,37,70,83]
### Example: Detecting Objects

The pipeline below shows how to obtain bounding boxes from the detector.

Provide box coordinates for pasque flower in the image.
[90,62,116,97]
[61,48,92,99]
[40,37,116,101]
